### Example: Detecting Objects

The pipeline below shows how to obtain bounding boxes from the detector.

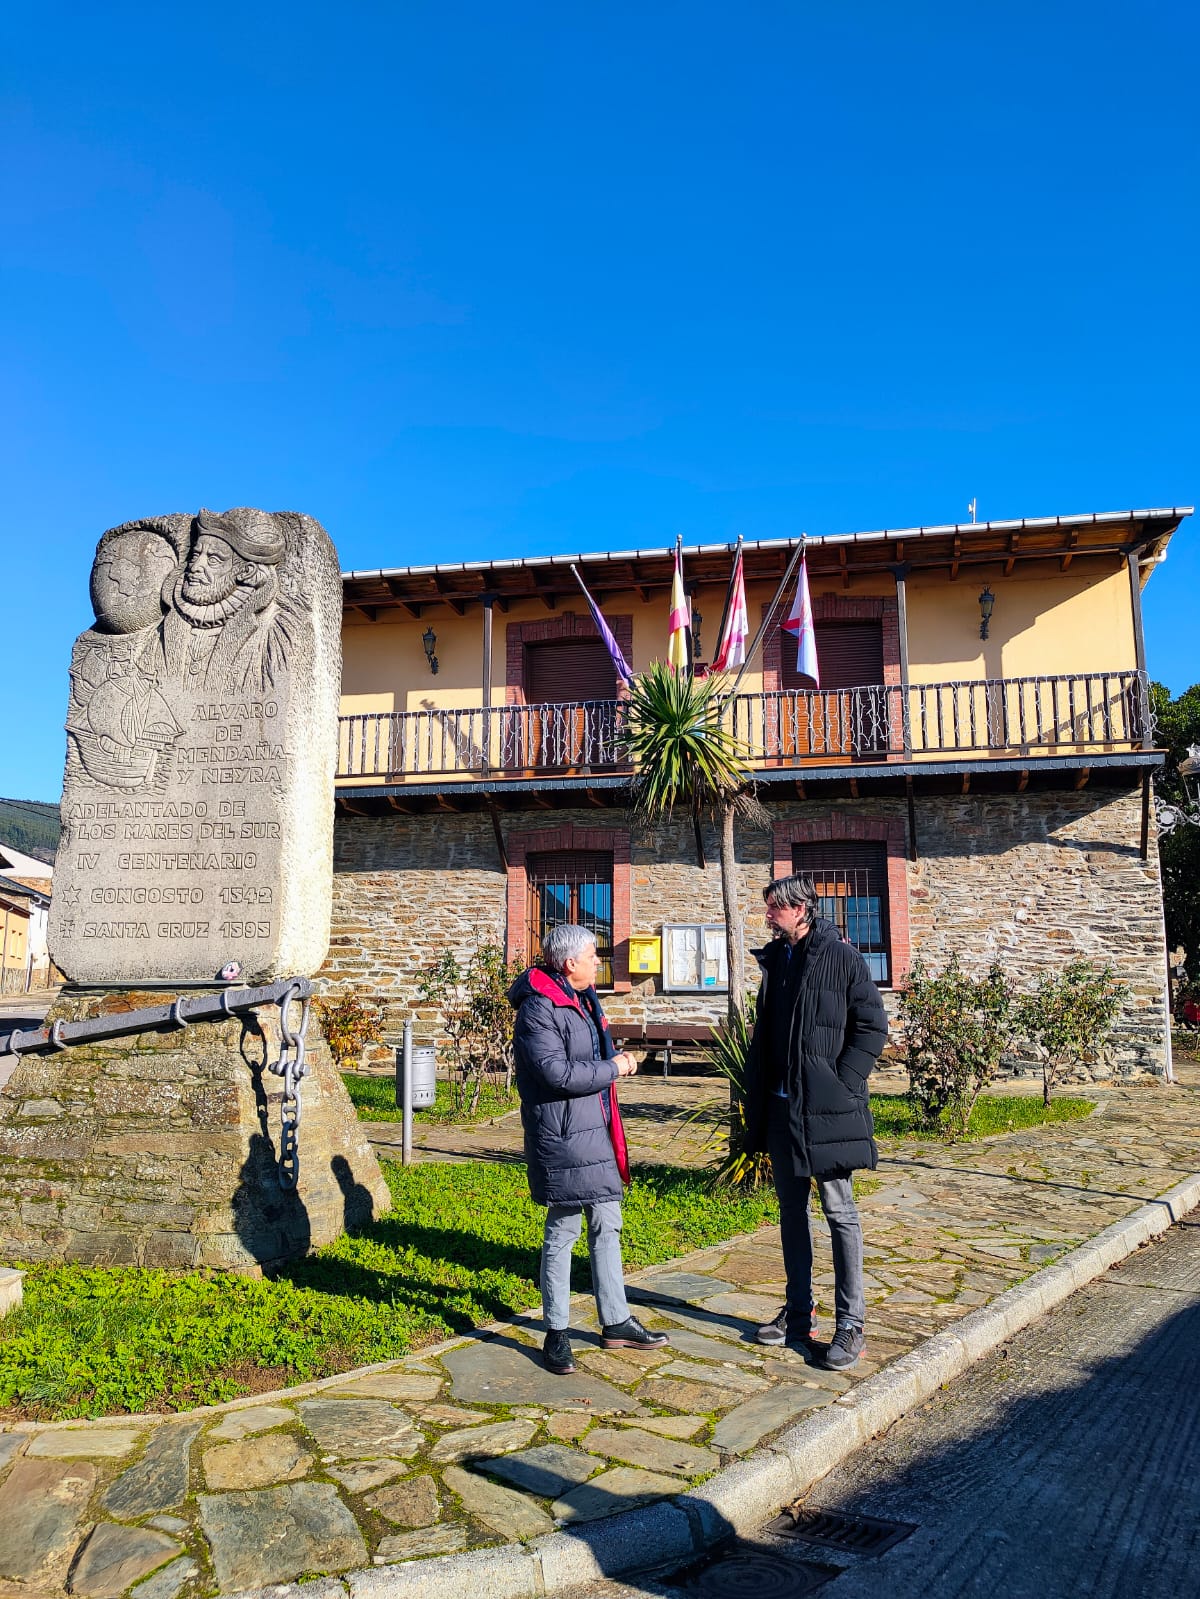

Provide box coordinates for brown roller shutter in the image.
[526,639,617,703]
[782,621,884,691]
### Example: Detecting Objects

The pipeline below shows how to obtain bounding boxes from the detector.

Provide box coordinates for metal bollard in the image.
[398,1019,413,1166]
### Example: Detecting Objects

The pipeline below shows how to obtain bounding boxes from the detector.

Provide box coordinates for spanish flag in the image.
[667,541,690,672]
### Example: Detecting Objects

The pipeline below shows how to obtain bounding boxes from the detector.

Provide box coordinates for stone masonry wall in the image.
[0,988,391,1271]
[325,783,1169,1077]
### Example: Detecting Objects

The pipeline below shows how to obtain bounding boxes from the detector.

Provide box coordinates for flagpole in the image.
[724,535,807,701]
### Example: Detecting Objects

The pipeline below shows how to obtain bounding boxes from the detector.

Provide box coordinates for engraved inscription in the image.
[50,507,341,983]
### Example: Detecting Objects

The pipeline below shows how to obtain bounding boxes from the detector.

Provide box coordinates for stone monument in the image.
[52,506,338,983]
[0,510,390,1270]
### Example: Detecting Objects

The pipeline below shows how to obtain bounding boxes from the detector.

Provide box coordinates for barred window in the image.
[526,851,614,988]
[792,841,890,985]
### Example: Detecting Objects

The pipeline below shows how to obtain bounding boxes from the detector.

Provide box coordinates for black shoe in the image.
[755,1307,820,1348]
[600,1315,670,1350]
[822,1323,865,1370]
[543,1328,576,1374]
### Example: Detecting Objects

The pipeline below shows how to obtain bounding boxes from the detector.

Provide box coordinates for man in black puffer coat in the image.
[508,922,670,1375]
[744,872,888,1371]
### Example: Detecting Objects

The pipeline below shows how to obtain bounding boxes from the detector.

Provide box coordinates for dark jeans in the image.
[766,1093,866,1330]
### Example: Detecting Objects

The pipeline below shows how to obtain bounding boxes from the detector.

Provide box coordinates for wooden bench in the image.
[611,1021,717,1077]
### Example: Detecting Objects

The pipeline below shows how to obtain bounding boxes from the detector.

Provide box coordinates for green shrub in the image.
[314,994,384,1066]
[416,938,524,1111]
[1016,961,1127,1105]
[899,958,1018,1136]
[692,995,773,1190]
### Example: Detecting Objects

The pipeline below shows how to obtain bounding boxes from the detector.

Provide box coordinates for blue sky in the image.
[3,2,1196,800]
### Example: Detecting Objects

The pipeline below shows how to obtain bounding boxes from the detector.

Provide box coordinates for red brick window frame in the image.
[506,824,631,990]
[761,594,901,694]
[772,815,910,987]
[506,611,634,705]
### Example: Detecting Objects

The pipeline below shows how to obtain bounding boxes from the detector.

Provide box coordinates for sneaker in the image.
[543,1328,576,1375]
[600,1315,670,1350]
[755,1307,820,1347]
[822,1323,865,1370]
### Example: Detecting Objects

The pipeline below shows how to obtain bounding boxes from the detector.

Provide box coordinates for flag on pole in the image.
[781,553,819,685]
[711,542,749,673]
[667,541,690,672]
[570,565,634,688]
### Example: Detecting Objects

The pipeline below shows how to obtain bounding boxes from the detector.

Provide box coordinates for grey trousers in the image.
[541,1200,630,1331]
[766,1094,866,1330]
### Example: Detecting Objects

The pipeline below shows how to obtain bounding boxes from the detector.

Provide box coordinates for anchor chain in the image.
[267,981,311,1189]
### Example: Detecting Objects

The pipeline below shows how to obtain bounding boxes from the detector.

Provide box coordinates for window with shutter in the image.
[792,841,890,984]
[782,621,884,691]
[526,639,617,703]
[526,851,615,989]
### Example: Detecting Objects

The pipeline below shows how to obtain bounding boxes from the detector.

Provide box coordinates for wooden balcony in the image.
[337,671,1152,785]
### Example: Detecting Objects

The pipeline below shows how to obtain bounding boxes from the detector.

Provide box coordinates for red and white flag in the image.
[781,553,819,685]
[711,543,749,672]
[667,542,690,672]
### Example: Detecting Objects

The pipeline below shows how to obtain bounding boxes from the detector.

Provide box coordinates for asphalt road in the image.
[563,1213,1200,1599]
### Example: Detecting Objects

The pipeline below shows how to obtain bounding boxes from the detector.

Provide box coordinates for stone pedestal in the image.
[0,988,391,1271]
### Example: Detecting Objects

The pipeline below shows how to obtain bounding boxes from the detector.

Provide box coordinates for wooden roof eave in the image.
[341,510,1189,619]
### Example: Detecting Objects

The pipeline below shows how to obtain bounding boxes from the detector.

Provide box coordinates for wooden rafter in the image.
[1004,533,1020,577]
[1074,767,1091,790]
[433,577,466,616]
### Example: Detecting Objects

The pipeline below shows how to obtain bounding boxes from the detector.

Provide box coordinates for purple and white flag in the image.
[570,565,634,688]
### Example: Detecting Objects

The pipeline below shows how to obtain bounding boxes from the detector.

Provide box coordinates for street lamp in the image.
[1156,744,1200,835]
[978,586,995,640]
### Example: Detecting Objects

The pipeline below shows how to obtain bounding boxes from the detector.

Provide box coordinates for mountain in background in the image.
[0,798,60,865]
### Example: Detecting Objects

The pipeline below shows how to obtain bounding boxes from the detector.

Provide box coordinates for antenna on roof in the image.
[968,498,978,524]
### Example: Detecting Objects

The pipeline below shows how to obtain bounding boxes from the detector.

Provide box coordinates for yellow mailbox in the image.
[629,935,662,974]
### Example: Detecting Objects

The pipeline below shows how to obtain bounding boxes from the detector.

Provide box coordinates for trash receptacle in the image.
[396,1044,438,1110]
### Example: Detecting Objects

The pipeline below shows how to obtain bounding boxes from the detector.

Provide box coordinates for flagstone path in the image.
[1,1061,1198,1596]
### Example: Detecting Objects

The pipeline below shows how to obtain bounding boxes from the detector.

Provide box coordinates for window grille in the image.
[526,851,614,989]
[792,841,890,985]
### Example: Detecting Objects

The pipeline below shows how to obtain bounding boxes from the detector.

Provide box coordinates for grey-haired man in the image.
[743,873,888,1370]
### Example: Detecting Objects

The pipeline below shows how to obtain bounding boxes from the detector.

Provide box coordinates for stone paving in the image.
[1,1061,1198,1597]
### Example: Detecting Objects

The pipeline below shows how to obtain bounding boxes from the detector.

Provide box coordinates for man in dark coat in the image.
[508,922,670,1375]
[744,873,889,1370]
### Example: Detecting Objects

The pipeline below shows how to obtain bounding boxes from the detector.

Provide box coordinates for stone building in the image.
[327,507,1192,1079]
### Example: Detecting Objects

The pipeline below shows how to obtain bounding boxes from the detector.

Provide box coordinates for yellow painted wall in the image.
[905,566,1136,684]
[340,562,1139,712]
[0,903,29,970]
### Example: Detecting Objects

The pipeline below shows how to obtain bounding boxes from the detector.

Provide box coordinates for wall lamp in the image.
[978,586,995,640]
[422,625,439,675]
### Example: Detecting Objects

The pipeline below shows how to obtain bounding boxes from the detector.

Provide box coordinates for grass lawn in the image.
[871,1092,1094,1140]
[342,1071,516,1125]
[0,1090,1094,1421]
[0,1161,778,1422]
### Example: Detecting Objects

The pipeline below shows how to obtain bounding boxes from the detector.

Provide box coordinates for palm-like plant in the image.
[620,660,763,1026]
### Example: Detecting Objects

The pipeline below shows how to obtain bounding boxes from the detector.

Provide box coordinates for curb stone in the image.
[253,1169,1200,1599]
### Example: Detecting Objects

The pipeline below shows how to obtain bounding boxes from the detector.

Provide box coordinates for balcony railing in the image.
[337,671,1152,782]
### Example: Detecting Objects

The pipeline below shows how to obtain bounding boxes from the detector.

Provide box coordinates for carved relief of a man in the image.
[161,508,301,694]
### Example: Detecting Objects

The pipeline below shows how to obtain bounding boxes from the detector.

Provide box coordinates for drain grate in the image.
[767,1506,917,1557]
[665,1541,834,1597]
